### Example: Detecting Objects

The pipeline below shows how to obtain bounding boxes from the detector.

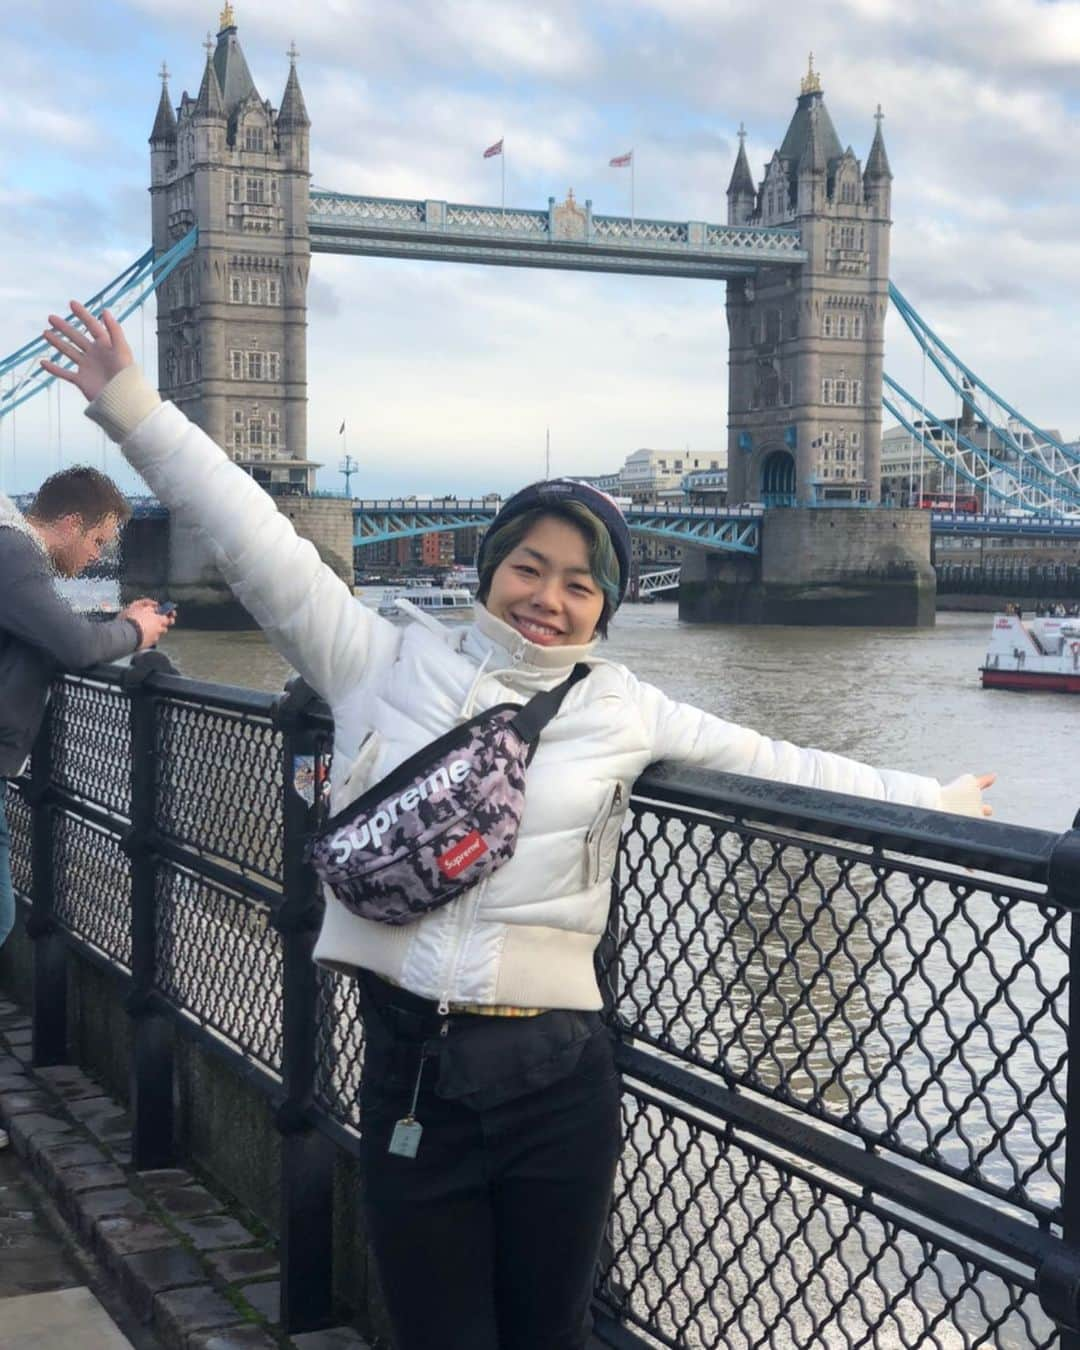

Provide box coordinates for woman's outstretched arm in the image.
[632,673,994,817]
[42,302,399,704]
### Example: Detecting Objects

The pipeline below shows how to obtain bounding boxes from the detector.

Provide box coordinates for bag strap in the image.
[509,663,590,746]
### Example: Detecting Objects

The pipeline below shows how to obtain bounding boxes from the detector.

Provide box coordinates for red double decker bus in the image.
[918,494,979,514]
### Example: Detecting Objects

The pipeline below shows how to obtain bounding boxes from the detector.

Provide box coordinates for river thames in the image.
[148,601,1079,834]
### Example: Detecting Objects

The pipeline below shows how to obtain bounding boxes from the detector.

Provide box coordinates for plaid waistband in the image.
[351,968,546,1019]
[447,1002,545,1018]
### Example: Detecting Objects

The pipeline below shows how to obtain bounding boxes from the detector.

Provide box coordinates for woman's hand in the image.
[40,301,134,404]
[976,772,996,817]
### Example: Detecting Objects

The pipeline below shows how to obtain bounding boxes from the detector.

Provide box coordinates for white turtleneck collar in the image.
[466,601,598,673]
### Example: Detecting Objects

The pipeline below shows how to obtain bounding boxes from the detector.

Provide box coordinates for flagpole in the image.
[631,151,635,225]
[501,144,506,212]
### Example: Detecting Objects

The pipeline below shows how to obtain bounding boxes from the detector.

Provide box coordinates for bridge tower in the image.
[134,8,352,623]
[725,58,892,508]
[149,5,312,492]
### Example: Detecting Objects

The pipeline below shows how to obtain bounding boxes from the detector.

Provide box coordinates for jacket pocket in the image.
[584,782,625,887]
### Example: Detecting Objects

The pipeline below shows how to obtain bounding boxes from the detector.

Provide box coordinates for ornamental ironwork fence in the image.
[5,654,1080,1348]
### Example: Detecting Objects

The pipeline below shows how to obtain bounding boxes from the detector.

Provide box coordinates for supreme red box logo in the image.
[437,830,489,879]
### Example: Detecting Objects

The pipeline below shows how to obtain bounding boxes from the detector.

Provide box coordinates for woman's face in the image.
[486,514,606,647]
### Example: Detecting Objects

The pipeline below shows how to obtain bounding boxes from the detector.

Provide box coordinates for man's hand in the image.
[120,599,176,651]
[40,301,134,404]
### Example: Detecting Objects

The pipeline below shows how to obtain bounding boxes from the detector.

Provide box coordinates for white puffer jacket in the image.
[88,368,983,1011]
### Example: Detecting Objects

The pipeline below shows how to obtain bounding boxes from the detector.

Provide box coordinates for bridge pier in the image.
[679,507,936,626]
[121,498,354,629]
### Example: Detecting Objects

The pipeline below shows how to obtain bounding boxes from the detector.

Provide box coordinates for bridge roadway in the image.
[348,500,1080,555]
[307,190,807,281]
[125,497,1080,556]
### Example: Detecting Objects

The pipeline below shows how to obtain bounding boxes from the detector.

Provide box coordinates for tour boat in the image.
[377,585,474,618]
[980,612,1080,693]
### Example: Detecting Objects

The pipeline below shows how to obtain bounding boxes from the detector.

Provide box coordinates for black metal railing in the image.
[4,655,1080,1348]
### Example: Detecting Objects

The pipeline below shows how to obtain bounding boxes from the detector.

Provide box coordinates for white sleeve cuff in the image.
[84,365,162,444]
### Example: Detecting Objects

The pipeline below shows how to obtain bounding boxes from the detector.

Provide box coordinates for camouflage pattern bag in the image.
[307,666,589,925]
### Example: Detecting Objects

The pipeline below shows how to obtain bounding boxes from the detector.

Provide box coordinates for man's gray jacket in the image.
[0,493,138,778]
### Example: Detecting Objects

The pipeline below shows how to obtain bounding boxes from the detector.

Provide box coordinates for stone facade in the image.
[725,60,892,507]
[679,507,935,626]
[149,14,312,492]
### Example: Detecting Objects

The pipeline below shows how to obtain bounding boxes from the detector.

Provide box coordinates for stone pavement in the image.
[0,997,372,1350]
[0,1119,162,1348]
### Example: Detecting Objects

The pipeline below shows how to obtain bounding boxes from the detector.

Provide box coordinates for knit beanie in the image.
[477,479,633,608]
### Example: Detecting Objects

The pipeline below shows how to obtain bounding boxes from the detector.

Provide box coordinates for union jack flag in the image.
[483,138,504,159]
[609,150,633,167]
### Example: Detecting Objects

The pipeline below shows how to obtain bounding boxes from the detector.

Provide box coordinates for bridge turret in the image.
[863,106,892,215]
[149,67,176,252]
[726,126,756,227]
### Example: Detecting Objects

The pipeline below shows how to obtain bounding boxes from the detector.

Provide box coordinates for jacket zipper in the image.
[437,878,487,1015]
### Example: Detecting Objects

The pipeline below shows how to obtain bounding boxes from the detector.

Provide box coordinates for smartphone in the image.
[156,601,177,616]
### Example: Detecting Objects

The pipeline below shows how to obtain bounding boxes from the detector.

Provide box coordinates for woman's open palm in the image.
[41,301,134,403]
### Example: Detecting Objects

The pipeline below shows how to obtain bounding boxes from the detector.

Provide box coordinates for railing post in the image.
[124,652,176,1170]
[26,698,66,1067]
[1046,821,1080,1346]
[274,677,335,1334]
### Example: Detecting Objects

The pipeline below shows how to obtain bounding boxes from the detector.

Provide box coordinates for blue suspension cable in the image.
[0,230,198,420]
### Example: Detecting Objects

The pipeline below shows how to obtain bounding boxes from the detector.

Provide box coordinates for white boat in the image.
[378,585,474,618]
[981,612,1080,693]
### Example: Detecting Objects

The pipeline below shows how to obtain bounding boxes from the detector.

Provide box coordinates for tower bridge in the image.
[4,11,1077,625]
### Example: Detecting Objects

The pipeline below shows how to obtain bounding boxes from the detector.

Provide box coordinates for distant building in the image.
[576,449,726,506]
[619,449,724,503]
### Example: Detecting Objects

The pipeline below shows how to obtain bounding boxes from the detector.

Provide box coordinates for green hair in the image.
[476,502,621,639]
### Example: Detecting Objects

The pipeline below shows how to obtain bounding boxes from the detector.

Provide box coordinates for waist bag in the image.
[307,664,589,926]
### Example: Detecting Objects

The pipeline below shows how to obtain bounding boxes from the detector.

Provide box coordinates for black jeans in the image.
[355,975,621,1350]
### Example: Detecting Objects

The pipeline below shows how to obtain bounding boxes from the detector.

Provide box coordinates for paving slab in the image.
[188,1328,281,1349]
[153,1284,246,1339]
[1,1285,135,1349]
[174,1214,259,1251]
[138,1167,197,1191]
[117,1245,207,1322]
[79,1185,150,1225]
[96,1213,180,1260]
[35,1064,108,1099]
[0,1087,55,1114]
[238,1278,279,1321]
[153,1182,225,1219]
[204,1247,279,1284]
[53,1160,130,1194]
[292,1329,373,1349]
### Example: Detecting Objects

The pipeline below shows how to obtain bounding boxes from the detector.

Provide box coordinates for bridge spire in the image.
[149,63,177,145]
[279,42,310,129]
[865,104,892,181]
[800,52,822,96]
[726,124,756,221]
[195,35,225,120]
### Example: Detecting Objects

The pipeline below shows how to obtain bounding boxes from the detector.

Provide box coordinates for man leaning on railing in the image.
[0,469,174,999]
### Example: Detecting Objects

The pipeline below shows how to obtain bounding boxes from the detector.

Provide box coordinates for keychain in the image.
[388,1048,427,1159]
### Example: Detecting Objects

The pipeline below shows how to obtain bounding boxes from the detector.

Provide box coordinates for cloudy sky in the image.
[3,0,1079,497]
